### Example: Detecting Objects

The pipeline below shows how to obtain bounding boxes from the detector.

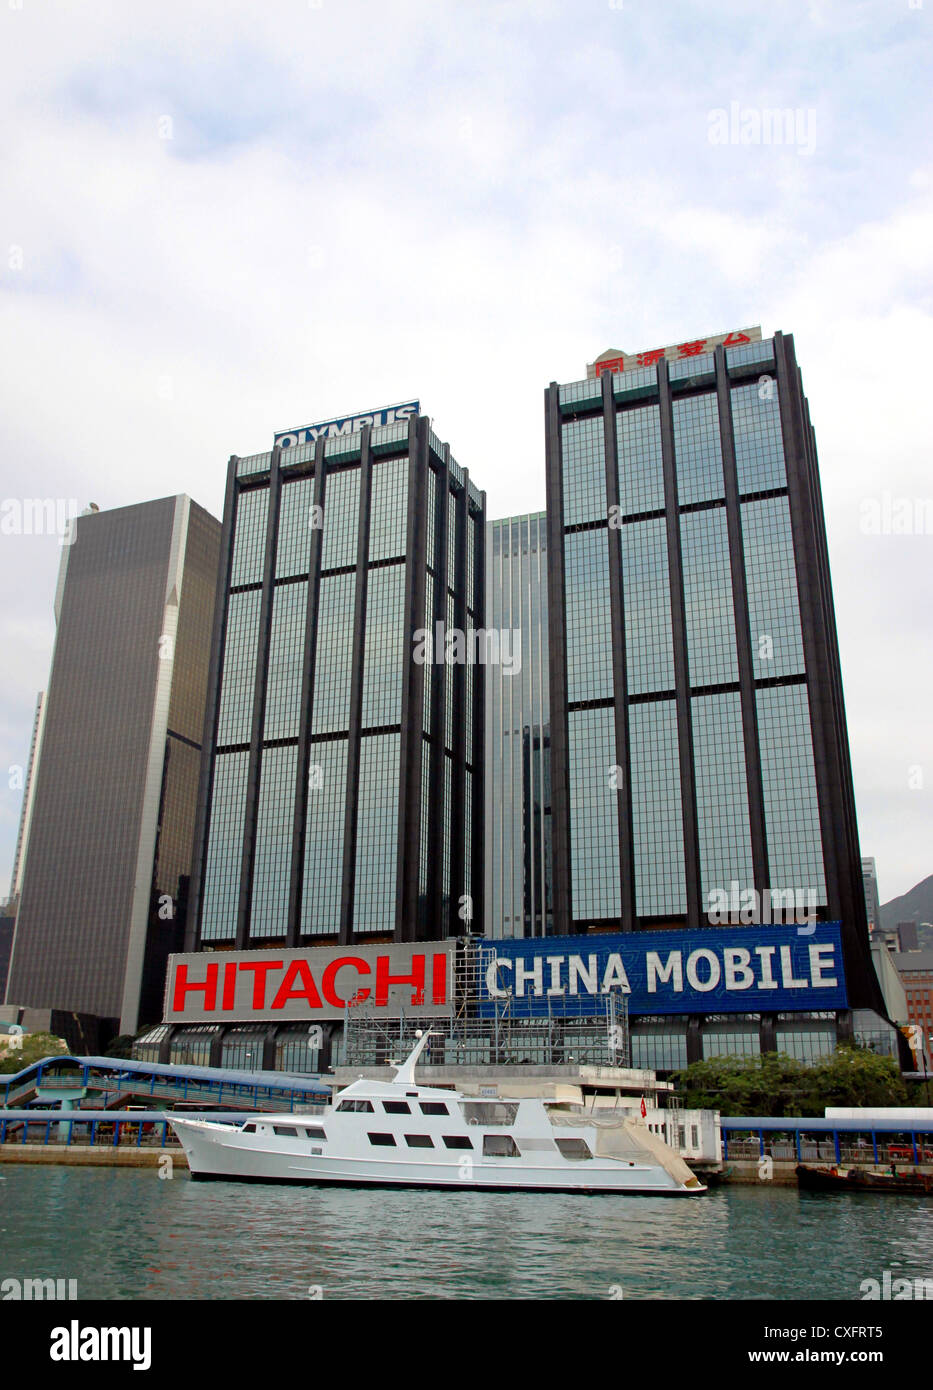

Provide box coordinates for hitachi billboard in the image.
[165,943,455,1023]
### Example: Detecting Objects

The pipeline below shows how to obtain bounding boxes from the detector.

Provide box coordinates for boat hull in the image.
[796,1164,933,1195]
[172,1120,705,1196]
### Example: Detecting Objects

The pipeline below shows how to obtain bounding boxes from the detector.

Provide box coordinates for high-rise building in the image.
[5,497,221,1035]
[543,327,886,1050]
[862,856,883,935]
[485,513,552,938]
[185,404,486,955]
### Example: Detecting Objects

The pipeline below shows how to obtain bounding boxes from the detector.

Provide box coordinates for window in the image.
[241,1124,256,1134]
[367,1133,397,1147]
[420,1102,448,1116]
[691,1126,699,1150]
[383,1101,411,1115]
[554,1138,592,1162]
[461,1102,519,1126]
[405,1135,434,1148]
[483,1135,522,1158]
[303,1128,327,1140]
[337,1099,374,1113]
[442,1135,473,1150]
[273,1126,298,1137]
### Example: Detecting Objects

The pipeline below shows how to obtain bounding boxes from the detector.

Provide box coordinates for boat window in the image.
[383,1101,411,1114]
[337,1099,375,1112]
[461,1102,519,1127]
[303,1127,327,1140]
[241,1124,256,1133]
[483,1135,522,1158]
[420,1102,448,1116]
[405,1134,434,1148]
[442,1135,473,1150]
[368,1132,397,1147]
[554,1138,592,1161]
[273,1125,299,1137]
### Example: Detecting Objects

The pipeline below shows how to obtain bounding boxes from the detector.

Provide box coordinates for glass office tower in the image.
[485,514,552,938]
[187,410,486,950]
[5,497,221,1035]
[544,331,884,1014]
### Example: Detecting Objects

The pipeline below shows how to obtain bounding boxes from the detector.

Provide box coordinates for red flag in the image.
[640,1097,647,1119]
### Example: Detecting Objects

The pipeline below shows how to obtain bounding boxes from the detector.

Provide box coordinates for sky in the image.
[0,0,931,903]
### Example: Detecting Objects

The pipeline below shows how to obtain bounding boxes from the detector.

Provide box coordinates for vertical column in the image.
[544,384,571,936]
[448,470,469,937]
[601,372,636,933]
[658,361,702,925]
[235,449,282,948]
[187,455,238,950]
[715,345,769,898]
[287,439,327,945]
[338,429,373,944]
[471,492,486,939]
[396,419,428,943]
[425,444,450,940]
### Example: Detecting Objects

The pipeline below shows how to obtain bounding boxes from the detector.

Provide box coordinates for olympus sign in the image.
[274,401,419,449]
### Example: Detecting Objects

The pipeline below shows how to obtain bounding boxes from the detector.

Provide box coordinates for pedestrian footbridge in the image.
[1,1055,331,1115]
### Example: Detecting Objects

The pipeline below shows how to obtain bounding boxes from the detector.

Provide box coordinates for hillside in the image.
[881,874,933,947]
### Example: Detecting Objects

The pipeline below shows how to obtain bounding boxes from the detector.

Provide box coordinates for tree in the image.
[671,1045,908,1117]
[0,1032,70,1075]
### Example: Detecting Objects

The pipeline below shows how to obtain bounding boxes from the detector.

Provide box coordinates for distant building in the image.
[485,513,552,938]
[5,497,221,1037]
[861,856,883,935]
[892,950,933,1065]
[897,921,920,953]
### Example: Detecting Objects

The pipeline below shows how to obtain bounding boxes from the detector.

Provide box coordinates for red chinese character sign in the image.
[588,327,760,379]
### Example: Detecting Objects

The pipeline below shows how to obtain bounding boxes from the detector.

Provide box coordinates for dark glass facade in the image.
[187,412,486,949]
[485,514,552,938]
[4,497,221,1032]
[545,333,884,1015]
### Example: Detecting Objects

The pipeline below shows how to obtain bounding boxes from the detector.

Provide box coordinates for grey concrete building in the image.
[5,496,221,1035]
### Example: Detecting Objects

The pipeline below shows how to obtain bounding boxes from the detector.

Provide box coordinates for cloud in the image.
[0,0,931,900]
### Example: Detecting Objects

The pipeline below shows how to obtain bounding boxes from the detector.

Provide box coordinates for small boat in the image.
[169,1032,705,1196]
[796,1163,933,1195]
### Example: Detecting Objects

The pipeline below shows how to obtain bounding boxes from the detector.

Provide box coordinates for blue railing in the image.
[721,1118,933,1165]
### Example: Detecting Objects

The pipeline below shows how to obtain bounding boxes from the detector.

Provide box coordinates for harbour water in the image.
[1,1164,931,1300]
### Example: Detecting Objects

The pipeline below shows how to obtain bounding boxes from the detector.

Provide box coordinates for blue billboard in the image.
[474,924,848,1018]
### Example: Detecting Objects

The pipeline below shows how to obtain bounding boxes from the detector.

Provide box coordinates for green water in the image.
[0,1165,930,1300]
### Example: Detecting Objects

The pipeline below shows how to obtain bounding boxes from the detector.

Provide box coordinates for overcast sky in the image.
[0,0,930,904]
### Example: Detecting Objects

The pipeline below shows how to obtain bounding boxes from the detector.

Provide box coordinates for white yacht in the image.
[168,1033,705,1196]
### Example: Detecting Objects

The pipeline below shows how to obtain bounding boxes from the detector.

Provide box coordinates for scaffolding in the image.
[340,937,630,1070]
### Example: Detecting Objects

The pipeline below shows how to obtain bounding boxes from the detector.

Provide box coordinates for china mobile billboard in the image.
[475,924,848,1018]
[165,943,455,1023]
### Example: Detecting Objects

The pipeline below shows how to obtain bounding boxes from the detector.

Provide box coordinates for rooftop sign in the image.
[274,401,420,449]
[587,327,762,379]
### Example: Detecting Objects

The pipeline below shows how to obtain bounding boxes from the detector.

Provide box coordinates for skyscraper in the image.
[185,404,486,953]
[485,513,552,938]
[861,856,883,936]
[5,496,221,1035]
[544,328,884,1024]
